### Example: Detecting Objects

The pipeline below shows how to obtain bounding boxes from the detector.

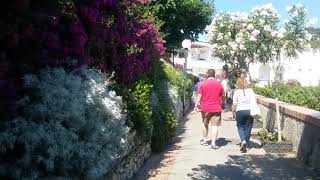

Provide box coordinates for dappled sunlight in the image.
[136,108,319,179]
[187,154,318,179]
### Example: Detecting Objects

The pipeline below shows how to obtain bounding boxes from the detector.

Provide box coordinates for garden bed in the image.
[258,128,293,153]
[262,140,293,153]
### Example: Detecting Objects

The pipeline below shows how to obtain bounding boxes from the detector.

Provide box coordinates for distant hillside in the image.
[308,27,320,48]
[308,27,320,39]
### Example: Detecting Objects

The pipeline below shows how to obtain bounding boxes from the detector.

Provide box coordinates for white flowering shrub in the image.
[0,68,129,179]
[168,83,183,120]
[149,61,192,152]
[208,12,246,64]
[247,3,280,63]
[150,80,178,152]
[153,80,183,121]
[207,3,312,142]
[207,3,312,72]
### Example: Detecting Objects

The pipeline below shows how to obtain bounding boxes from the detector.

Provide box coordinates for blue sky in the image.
[198,0,320,41]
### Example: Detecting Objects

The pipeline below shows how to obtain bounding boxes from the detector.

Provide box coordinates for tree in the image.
[208,3,311,142]
[208,12,250,73]
[208,4,283,78]
[148,0,214,50]
[208,3,312,77]
[273,4,310,141]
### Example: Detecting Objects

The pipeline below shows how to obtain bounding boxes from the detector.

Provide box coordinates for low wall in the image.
[105,96,191,180]
[256,95,320,170]
[104,131,151,180]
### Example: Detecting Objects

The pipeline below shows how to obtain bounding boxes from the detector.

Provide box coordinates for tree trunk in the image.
[275,51,282,142]
[275,96,282,142]
[246,62,252,83]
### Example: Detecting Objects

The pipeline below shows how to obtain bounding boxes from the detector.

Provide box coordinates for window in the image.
[258,64,271,81]
[198,49,208,60]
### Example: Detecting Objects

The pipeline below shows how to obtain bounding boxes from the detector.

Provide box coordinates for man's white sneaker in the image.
[210,144,218,149]
[200,139,209,146]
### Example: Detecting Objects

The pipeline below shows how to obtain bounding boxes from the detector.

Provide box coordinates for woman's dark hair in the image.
[194,76,199,83]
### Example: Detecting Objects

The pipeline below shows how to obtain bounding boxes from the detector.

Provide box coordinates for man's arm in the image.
[221,87,226,109]
[194,93,202,112]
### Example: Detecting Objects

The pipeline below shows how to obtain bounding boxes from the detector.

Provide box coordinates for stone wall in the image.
[103,131,151,180]
[105,96,191,180]
[256,95,320,170]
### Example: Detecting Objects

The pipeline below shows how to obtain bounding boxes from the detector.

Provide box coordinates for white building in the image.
[250,48,320,87]
[172,41,320,86]
[172,41,224,75]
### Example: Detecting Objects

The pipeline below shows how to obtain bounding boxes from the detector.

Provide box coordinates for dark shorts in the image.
[201,112,222,126]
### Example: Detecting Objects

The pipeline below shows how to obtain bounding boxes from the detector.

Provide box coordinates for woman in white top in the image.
[232,77,257,153]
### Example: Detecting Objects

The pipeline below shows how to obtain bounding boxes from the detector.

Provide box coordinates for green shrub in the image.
[150,81,179,152]
[253,84,320,111]
[126,78,153,140]
[121,60,192,152]
[151,60,193,98]
[258,129,278,142]
[252,86,276,98]
[149,60,188,152]
[112,76,154,140]
[151,104,177,152]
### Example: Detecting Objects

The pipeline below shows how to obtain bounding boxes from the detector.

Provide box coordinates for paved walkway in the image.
[135,110,319,180]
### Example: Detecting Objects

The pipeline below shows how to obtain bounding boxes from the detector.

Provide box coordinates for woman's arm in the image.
[232,90,237,112]
[231,90,238,120]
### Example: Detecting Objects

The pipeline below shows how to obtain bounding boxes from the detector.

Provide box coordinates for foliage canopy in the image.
[148,0,214,50]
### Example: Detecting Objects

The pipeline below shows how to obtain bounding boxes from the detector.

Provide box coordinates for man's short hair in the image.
[207,69,215,78]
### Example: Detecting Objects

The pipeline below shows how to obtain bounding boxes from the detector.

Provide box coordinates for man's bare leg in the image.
[202,119,209,140]
[200,117,210,145]
[210,125,218,147]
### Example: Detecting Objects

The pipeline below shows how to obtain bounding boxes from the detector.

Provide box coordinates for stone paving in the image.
[135,109,319,180]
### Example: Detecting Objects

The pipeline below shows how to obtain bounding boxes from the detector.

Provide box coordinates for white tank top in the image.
[233,88,255,111]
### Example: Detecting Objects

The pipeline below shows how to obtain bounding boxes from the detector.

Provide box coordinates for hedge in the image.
[253,84,320,111]
[119,60,193,152]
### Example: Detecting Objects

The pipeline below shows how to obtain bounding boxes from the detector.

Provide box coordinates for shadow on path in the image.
[206,138,232,148]
[187,154,319,180]
[134,110,191,180]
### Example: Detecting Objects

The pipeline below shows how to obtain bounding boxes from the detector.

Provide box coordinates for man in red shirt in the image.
[194,69,225,149]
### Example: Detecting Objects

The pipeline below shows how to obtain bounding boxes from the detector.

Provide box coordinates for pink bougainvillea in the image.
[0,0,164,120]
[76,0,164,81]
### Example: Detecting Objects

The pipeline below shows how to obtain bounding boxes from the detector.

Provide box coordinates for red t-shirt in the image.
[198,78,224,112]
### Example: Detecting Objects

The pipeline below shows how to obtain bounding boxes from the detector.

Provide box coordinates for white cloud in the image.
[306,18,318,27]
[286,5,293,12]
[296,3,303,8]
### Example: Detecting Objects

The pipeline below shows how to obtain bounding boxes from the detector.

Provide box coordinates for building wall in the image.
[250,48,320,87]
[173,45,224,75]
[173,42,320,86]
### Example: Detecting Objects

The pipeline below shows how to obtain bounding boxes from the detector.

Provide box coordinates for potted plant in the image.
[258,129,293,153]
